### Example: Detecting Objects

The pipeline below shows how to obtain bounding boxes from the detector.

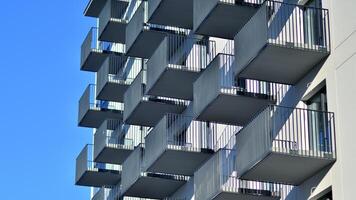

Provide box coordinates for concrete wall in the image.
[193,56,220,118]
[126,2,144,52]
[123,71,144,122]
[234,4,267,76]
[146,37,168,93]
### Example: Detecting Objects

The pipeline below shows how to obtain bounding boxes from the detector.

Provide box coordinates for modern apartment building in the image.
[75,0,356,199]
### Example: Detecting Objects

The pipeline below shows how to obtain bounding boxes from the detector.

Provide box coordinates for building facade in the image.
[75,0,356,199]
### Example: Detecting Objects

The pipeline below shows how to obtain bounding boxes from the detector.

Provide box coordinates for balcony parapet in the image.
[75,144,122,187]
[81,27,125,72]
[78,84,124,128]
[146,34,217,100]
[236,105,336,184]
[193,53,290,126]
[195,149,284,200]
[96,56,142,102]
[235,1,330,84]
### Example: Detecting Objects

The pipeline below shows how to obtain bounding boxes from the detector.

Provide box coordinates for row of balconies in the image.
[76,105,336,199]
[77,0,334,200]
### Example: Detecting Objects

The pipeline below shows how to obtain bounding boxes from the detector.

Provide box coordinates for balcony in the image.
[75,144,122,187]
[98,0,131,43]
[121,145,189,199]
[81,27,125,72]
[236,105,336,185]
[195,149,282,200]
[147,0,193,29]
[146,35,216,100]
[78,84,124,128]
[124,70,189,127]
[193,53,289,126]
[235,1,330,85]
[126,1,190,59]
[94,119,150,164]
[144,114,217,176]
[96,56,142,102]
[193,0,262,39]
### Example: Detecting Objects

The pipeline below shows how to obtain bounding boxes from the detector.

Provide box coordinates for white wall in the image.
[294,0,356,199]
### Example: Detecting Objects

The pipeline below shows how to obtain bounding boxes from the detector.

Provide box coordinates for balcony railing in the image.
[96,56,143,99]
[245,105,335,157]
[78,84,124,124]
[76,144,122,183]
[144,113,218,168]
[81,27,125,67]
[166,34,216,71]
[194,149,284,200]
[215,53,290,102]
[265,0,330,51]
[121,144,189,195]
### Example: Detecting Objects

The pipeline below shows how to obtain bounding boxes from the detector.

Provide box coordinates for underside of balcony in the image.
[94,145,134,165]
[124,100,186,127]
[81,51,109,72]
[240,151,335,185]
[97,81,130,102]
[84,0,107,17]
[196,93,274,126]
[126,29,167,59]
[146,148,214,176]
[148,0,193,29]
[237,44,329,85]
[212,190,280,200]
[79,109,123,128]
[194,1,259,39]
[76,169,121,187]
[147,65,200,100]
[122,174,186,199]
[99,19,128,44]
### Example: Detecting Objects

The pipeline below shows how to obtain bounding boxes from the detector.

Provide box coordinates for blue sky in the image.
[0,0,95,199]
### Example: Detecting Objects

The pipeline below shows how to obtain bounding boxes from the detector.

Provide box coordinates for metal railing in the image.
[94,119,151,160]
[166,34,216,71]
[212,53,290,103]
[237,105,336,159]
[79,84,124,123]
[81,27,125,67]
[144,113,218,172]
[76,145,122,183]
[122,144,189,195]
[194,149,283,200]
[125,68,190,119]
[147,34,216,91]
[97,56,143,97]
[116,124,151,146]
[265,0,330,51]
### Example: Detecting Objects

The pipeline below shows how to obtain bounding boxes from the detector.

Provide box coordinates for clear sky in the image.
[0,0,95,199]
